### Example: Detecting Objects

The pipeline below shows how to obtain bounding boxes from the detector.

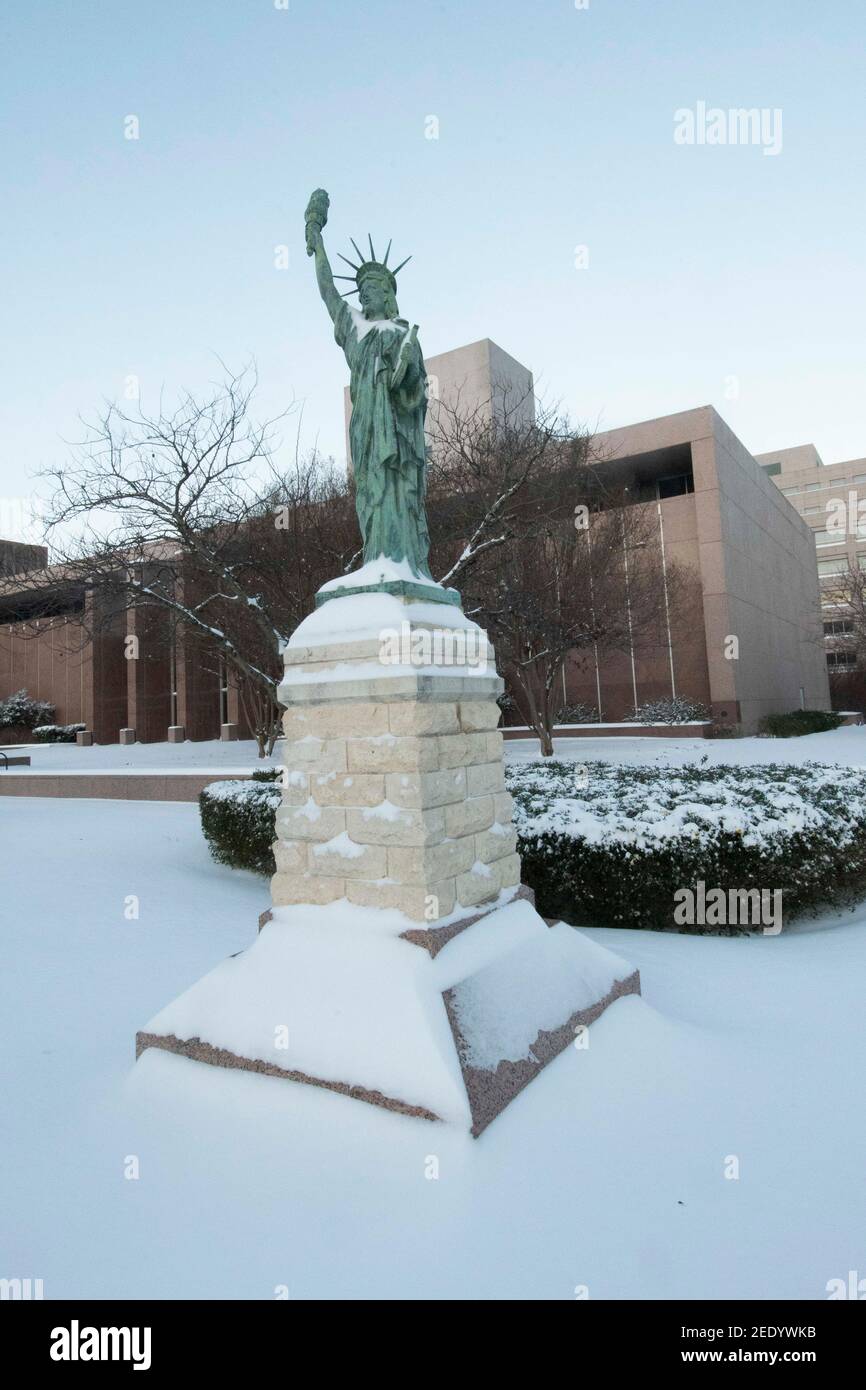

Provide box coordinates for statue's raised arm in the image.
[304,189,342,324]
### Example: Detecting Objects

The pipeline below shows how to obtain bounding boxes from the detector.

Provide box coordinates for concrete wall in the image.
[560,406,829,732]
[703,410,829,729]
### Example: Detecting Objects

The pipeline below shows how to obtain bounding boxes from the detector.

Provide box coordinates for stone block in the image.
[283,702,390,741]
[118,728,136,746]
[276,800,346,843]
[273,840,309,876]
[456,860,501,908]
[311,771,385,807]
[270,872,346,906]
[384,767,466,810]
[485,730,504,760]
[276,770,310,805]
[346,733,439,774]
[346,803,446,847]
[498,852,522,890]
[458,700,502,732]
[283,737,348,773]
[346,877,457,921]
[309,835,388,879]
[493,791,515,824]
[388,837,476,884]
[467,761,506,796]
[444,794,495,838]
[435,732,490,769]
[475,824,518,864]
[388,702,460,736]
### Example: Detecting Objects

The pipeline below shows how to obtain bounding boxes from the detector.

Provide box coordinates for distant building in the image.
[0,387,833,742]
[0,539,47,578]
[561,407,829,731]
[756,443,866,681]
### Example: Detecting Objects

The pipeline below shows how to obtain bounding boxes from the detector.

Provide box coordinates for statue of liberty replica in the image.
[305,189,454,605]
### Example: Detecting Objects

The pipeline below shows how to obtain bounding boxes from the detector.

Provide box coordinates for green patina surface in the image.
[305,189,452,607]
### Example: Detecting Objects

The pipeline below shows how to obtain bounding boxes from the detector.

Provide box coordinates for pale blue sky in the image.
[1,0,865,539]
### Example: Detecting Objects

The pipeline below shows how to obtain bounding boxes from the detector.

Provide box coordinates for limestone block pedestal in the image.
[136,586,639,1135]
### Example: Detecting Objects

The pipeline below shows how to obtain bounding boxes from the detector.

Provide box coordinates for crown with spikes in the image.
[333,235,411,298]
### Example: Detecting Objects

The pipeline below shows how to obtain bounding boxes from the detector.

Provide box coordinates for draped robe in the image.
[334,300,432,579]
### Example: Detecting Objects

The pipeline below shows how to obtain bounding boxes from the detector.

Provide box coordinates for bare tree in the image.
[426,380,591,589]
[27,366,358,754]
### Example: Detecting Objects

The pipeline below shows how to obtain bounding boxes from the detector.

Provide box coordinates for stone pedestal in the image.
[272,619,518,923]
[119,728,136,746]
[76,730,92,747]
[167,725,186,744]
[220,722,239,742]
[136,587,639,1135]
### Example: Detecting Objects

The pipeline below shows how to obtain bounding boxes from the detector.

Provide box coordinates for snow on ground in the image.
[2,792,865,1299]
[506,723,866,771]
[0,736,275,776]
[6,723,866,779]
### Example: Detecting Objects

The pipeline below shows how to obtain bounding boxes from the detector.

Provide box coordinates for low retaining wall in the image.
[502,722,713,741]
[0,771,254,802]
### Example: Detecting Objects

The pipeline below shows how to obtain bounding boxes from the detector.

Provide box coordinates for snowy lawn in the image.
[0,736,276,776]
[5,724,866,778]
[506,723,866,771]
[2,794,865,1299]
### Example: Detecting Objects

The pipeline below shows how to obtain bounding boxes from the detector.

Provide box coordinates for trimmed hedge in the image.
[198,758,866,933]
[758,709,844,738]
[199,775,282,875]
[510,759,866,931]
[33,723,85,744]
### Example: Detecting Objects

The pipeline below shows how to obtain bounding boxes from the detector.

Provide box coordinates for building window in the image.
[824,620,854,636]
[814,530,844,547]
[656,473,694,499]
[761,462,782,477]
[827,650,857,669]
[781,487,800,496]
[818,558,849,577]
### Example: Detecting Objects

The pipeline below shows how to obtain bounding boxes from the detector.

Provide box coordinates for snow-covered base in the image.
[314,555,461,612]
[137,894,638,1135]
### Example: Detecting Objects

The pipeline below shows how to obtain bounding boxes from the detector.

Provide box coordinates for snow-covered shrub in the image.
[199,777,282,874]
[557,702,600,724]
[199,758,866,934]
[758,709,844,738]
[623,696,710,725]
[32,723,85,743]
[509,759,866,932]
[0,689,55,730]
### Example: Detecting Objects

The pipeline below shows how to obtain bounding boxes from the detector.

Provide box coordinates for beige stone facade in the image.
[561,406,830,732]
[756,442,866,684]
